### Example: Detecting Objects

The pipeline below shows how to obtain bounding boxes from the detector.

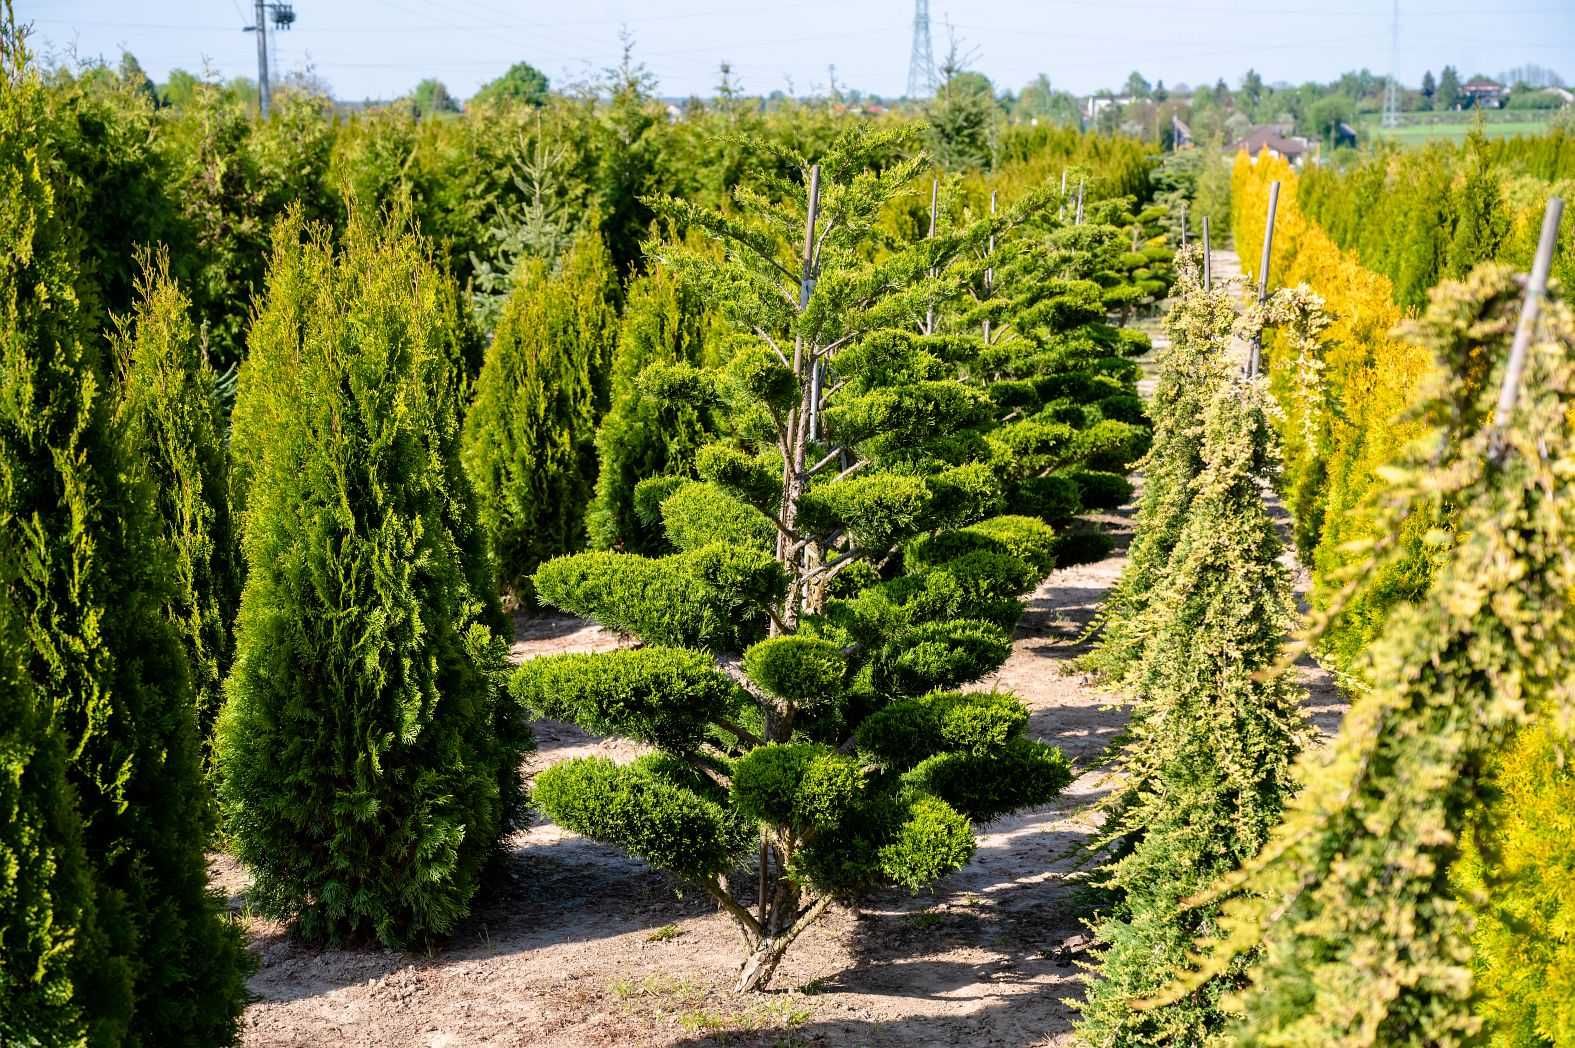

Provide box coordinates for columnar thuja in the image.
[517,128,1072,991]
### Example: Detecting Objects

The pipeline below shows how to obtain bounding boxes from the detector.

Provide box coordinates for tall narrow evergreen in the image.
[220,208,530,947]
[114,251,240,774]
[1076,374,1309,1047]
[1082,245,1233,680]
[587,265,718,553]
[1161,267,1575,1047]
[462,227,620,596]
[0,17,249,1044]
[0,584,101,1048]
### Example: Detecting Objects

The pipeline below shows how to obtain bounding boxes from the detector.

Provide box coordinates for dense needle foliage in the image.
[220,207,530,947]
[1157,266,1575,1047]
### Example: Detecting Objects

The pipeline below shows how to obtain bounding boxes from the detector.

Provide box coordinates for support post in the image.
[1075,178,1085,225]
[1491,196,1564,449]
[252,0,271,118]
[983,190,996,343]
[1201,215,1212,291]
[1249,180,1280,378]
[799,166,822,442]
[924,178,939,334]
[1180,200,1188,248]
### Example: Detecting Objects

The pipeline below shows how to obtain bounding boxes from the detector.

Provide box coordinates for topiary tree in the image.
[1082,245,1234,680]
[519,127,1073,992]
[587,265,719,553]
[219,206,530,948]
[113,250,241,777]
[462,226,619,598]
[1154,265,1575,1046]
[0,16,250,1044]
[1075,373,1310,1047]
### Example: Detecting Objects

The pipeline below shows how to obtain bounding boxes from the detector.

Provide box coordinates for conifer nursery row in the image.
[0,9,1182,1040]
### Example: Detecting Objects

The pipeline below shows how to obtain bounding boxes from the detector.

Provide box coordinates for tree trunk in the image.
[735,936,788,993]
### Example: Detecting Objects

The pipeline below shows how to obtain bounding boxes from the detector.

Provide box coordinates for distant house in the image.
[1334,121,1359,149]
[1231,124,1313,168]
[1171,114,1194,149]
[1461,78,1508,109]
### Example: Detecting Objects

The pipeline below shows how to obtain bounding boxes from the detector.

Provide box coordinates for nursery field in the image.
[4,5,1575,1047]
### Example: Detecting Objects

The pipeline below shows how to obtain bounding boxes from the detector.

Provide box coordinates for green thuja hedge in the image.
[114,251,241,776]
[0,20,249,1043]
[520,129,1072,993]
[463,226,619,597]
[588,265,719,553]
[0,585,102,1048]
[219,206,530,947]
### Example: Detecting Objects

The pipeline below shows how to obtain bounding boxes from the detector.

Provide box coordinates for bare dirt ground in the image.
[226,253,1341,1047]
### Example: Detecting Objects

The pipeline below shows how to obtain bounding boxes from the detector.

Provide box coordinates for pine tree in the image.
[0,15,249,1044]
[587,265,718,553]
[113,250,241,776]
[462,227,619,597]
[1082,245,1233,680]
[1157,265,1575,1046]
[1076,374,1309,1047]
[219,207,530,947]
[520,127,1072,992]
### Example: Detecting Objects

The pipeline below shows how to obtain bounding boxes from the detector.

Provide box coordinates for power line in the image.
[907,0,934,99]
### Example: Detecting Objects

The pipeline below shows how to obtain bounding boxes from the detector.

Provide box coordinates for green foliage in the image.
[462,228,619,596]
[509,647,738,753]
[857,690,1030,767]
[1161,268,1575,1047]
[113,253,240,777]
[0,585,100,1048]
[743,636,848,707]
[903,735,1072,822]
[875,794,977,891]
[534,756,745,883]
[588,267,717,553]
[1083,246,1233,681]
[733,743,862,832]
[1077,376,1309,1046]
[471,61,550,108]
[659,482,776,553]
[905,515,1058,578]
[219,207,528,948]
[0,24,249,1043]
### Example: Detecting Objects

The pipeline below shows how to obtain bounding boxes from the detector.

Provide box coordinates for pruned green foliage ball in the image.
[660,481,776,553]
[743,636,848,707]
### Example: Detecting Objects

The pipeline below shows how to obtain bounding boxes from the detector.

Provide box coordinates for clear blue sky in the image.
[19,0,1575,102]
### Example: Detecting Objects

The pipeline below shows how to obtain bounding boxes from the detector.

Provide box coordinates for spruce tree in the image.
[219,207,530,947]
[1159,266,1575,1046]
[1082,245,1233,680]
[587,265,718,553]
[520,127,1072,992]
[1076,373,1309,1047]
[0,17,249,1045]
[114,251,241,775]
[462,227,619,597]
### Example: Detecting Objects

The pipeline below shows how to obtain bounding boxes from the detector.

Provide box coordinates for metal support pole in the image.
[799,165,821,439]
[1491,196,1564,447]
[253,0,271,118]
[983,190,996,343]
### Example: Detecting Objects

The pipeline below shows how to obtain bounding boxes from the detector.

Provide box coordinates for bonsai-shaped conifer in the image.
[587,265,719,554]
[0,18,249,1044]
[1076,374,1309,1047]
[114,250,241,775]
[463,226,620,596]
[1083,245,1234,681]
[1157,266,1575,1046]
[220,207,530,947]
[518,127,1072,991]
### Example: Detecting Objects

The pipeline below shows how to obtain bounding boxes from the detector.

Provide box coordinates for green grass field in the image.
[1358,117,1561,146]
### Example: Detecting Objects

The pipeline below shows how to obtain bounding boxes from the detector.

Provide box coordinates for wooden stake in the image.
[800,166,822,440]
[1180,200,1188,248]
[1249,180,1281,378]
[1075,178,1085,225]
[925,178,939,334]
[1202,215,1212,291]
[1491,196,1564,444]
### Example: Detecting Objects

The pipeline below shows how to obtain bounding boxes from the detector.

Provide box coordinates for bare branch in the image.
[706,879,764,947]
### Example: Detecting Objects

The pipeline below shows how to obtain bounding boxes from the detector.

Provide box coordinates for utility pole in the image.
[245,1,296,118]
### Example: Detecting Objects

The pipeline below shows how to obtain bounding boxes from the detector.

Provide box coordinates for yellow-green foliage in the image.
[1454,719,1575,1048]
[462,227,619,596]
[1157,267,1575,1047]
[1233,152,1439,671]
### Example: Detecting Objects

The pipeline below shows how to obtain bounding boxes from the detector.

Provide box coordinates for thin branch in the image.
[806,447,846,477]
[714,717,763,749]
[832,458,869,483]
[778,894,836,952]
[819,378,850,406]
[706,878,764,947]
[754,326,791,370]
